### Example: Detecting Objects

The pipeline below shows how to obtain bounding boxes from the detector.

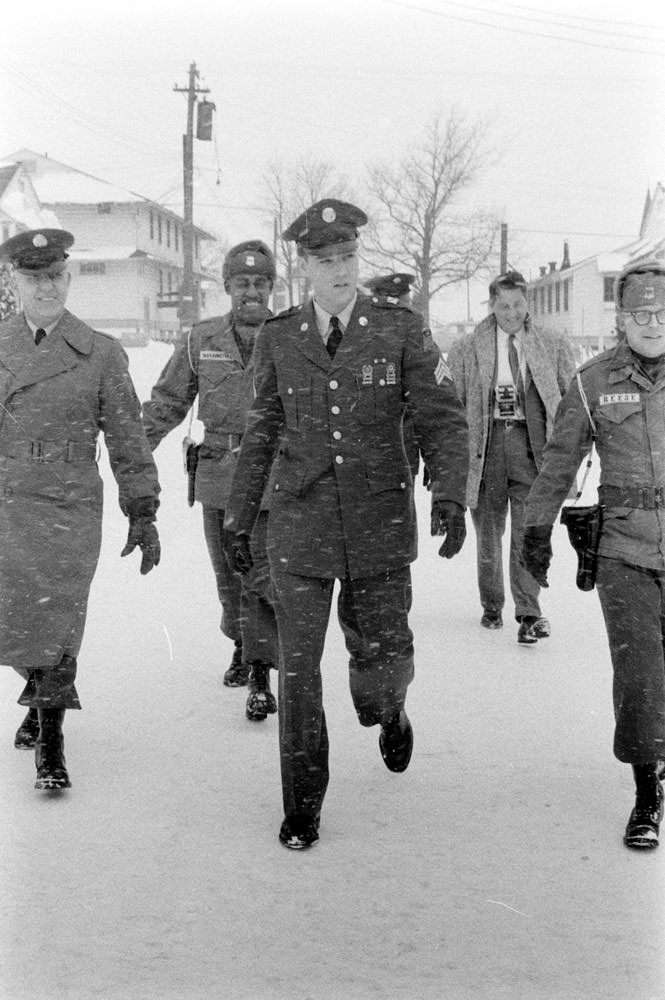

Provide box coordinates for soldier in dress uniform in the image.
[522,258,665,850]
[142,241,279,721]
[0,228,161,791]
[223,199,469,849]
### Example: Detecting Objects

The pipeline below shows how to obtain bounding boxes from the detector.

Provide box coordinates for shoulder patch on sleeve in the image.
[435,354,452,384]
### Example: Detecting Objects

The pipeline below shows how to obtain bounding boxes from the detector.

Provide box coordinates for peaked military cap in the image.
[223,240,276,281]
[365,272,415,297]
[615,257,665,310]
[282,199,368,251]
[0,228,74,270]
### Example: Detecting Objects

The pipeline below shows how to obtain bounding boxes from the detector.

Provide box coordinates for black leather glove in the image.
[121,518,160,575]
[222,529,253,576]
[520,525,552,588]
[430,499,466,559]
[120,496,160,575]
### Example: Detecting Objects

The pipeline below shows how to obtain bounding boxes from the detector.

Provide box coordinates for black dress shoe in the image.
[279,813,320,850]
[379,710,413,773]
[480,610,503,629]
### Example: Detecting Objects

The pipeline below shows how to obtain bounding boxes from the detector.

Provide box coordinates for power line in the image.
[490,0,665,35]
[382,0,665,55]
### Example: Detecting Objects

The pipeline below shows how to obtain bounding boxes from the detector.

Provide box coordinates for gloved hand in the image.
[222,529,253,576]
[121,518,161,575]
[520,525,553,587]
[430,499,466,558]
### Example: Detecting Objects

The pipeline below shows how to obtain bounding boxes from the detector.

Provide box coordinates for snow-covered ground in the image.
[1,341,663,1000]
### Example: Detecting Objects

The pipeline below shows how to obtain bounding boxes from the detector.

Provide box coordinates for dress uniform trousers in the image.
[270,559,415,820]
[471,420,541,620]
[202,507,278,664]
[596,555,665,764]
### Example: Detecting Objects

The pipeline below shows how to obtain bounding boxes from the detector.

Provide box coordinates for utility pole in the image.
[173,62,210,332]
[500,223,508,275]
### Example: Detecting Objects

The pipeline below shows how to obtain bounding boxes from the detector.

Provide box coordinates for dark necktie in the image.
[326,316,342,358]
[508,334,524,409]
[35,328,46,346]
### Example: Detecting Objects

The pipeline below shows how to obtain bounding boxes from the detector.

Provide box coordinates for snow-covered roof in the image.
[69,246,149,261]
[33,171,146,206]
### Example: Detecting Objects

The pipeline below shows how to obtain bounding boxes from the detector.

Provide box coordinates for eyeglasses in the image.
[624,309,665,326]
[16,267,68,285]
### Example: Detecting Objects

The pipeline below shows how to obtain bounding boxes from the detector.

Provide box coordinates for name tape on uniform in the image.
[599,393,641,405]
[200,350,235,362]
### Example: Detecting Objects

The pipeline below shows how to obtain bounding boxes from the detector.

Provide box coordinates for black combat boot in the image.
[223,640,249,687]
[35,708,71,791]
[14,707,40,749]
[379,709,414,772]
[245,661,277,721]
[623,763,664,849]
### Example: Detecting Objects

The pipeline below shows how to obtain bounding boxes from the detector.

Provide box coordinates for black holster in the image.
[182,437,200,508]
[560,504,605,592]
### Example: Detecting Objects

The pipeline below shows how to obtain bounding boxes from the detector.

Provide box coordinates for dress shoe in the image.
[379,710,413,773]
[480,610,503,629]
[245,661,277,721]
[279,813,320,850]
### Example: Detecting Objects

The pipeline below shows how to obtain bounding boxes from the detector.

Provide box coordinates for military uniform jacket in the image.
[142,312,269,509]
[224,294,469,579]
[0,310,159,667]
[525,340,665,570]
[447,315,576,508]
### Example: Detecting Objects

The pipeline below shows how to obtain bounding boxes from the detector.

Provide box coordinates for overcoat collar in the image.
[0,310,93,393]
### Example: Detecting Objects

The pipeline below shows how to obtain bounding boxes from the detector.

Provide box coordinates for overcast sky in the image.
[2,0,664,320]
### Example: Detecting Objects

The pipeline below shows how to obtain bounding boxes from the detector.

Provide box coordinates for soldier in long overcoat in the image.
[223,200,469,849]
[142,241,279,721]
[0,229,160,791]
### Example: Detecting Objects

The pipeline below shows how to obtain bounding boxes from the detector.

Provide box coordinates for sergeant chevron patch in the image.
[434,356,452,384]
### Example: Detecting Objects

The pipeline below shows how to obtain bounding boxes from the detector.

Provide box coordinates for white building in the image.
[527,184,665,362]
[1,149,218,345]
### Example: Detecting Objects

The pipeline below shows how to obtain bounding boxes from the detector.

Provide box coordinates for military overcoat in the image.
[225,294,469,579]
[0,310,159,668]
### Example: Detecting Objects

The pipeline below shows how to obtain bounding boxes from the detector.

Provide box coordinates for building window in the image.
[80,262,106,275]
[97,203,112,214]
[149,211,154,240]
[167,272,173,293]
[175,226,179,252]
[195,236,200,260]
[547,285,552,313]
[603,276,615,302]
[555,281,560,313]
[159,269,163,295]
[563,278,569,312]
[540,287,545,314]
[529,290,537,316]
[157,215,162,244]
[166,220,171,248]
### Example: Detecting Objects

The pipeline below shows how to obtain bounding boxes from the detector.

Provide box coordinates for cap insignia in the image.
[32,234,48,248]
[322,207,336,223]
[245,254,255,267]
